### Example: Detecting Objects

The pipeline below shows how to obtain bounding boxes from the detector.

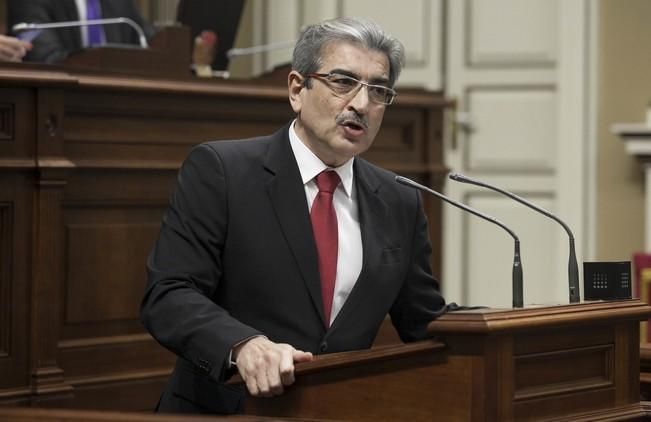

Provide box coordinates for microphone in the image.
[226,40,295,60]
[12,18,148,48]
[448,172,580,304]
[396,175,524,308]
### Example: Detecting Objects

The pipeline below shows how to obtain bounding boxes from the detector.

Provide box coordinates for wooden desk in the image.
[0,61,449,410]
[0,407,312,421]
[240,300,651,421]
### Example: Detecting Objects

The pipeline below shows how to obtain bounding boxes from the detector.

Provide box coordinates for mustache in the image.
[335,112,368,129]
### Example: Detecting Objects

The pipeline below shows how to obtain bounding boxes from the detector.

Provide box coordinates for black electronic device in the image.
[583,261,631,300]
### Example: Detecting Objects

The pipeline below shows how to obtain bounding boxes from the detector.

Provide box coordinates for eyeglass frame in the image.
[304,72,398,106]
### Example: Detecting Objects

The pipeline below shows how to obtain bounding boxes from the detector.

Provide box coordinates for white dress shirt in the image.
[289,121,363,325]
[74,0,90,47]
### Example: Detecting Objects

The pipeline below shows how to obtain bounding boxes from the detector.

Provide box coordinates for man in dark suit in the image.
[140,16,447,414]
[8,0,154,63]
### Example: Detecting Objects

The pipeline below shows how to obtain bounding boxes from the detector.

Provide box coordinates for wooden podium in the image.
[239,300,651,421]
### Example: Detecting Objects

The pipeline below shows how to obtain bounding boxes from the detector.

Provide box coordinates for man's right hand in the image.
[233,336,313,397]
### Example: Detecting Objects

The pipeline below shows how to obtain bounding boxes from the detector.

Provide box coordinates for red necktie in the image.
[311,170,340,326]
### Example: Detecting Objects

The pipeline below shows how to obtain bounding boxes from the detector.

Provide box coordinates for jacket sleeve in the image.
[140,143,262,382]
[389,190,446,342]
[9,0,73,63]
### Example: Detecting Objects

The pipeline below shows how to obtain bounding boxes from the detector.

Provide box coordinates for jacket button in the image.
[197,358,211,373]
[319,342,328,352]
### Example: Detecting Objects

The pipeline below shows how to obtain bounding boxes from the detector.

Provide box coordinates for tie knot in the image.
[315,170,340,194]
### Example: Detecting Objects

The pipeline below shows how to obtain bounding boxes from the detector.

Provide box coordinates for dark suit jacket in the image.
[140,124,446,414]
[8,0,154,63]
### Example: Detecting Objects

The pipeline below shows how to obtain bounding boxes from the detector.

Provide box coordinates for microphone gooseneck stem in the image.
[226,40,296,59]
[12,18,148,48]
[513,240,523,308]
[449,172,580,304]
[395,175,524,308]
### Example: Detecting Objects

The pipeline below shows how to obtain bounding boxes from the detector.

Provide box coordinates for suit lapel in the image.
[263,127,326,326]
[63,0,80,20]
[329,159,390,333]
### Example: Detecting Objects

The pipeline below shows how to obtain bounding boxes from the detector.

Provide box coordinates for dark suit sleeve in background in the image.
[8,0,80,63]
[8,0,155,64]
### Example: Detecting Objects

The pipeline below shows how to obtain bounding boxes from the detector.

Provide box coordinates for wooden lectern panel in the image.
[230,301,651,421]
[241,341,462,421]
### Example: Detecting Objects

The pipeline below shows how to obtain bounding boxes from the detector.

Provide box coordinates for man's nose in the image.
[347,85,370,113]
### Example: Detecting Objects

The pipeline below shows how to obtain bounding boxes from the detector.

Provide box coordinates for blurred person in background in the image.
[7,0,154,63]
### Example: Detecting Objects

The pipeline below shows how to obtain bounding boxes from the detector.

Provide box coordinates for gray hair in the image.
[292,17,406,87]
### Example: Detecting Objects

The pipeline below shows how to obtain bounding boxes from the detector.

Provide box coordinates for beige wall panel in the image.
[260,0,442,89]
[466,87,557,172]
[468,0,558,66]
[465,193,562,308]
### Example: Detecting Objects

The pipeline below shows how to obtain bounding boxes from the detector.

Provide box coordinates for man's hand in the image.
[233,336,313,397]
[0,35,31,62]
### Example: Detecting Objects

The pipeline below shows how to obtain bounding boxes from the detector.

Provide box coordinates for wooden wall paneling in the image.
[58,168,176,410]
[62,88,295,167]
[640,345,651,400]
[0,86,35,405]
[0,177,32,405]
[30,88,76,403]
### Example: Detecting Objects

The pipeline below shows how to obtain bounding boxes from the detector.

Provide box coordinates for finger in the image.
[279,349,296,386]
[267,365,284,396]
[265,348,285,395]
[254,367,272,398]
[0,45,25,62]
[0,46,14,61]
[244,373,260,397]
[0,36,28,51]
[293,350,314,362]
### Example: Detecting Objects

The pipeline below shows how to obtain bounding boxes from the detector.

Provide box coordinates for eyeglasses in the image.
[305,72,397,105]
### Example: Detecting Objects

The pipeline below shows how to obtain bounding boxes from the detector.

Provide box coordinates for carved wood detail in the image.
[0,103,13,141]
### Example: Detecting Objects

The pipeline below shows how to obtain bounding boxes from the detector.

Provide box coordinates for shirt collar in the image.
[288,120,354,198]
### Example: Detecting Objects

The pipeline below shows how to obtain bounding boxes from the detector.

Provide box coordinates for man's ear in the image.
[288,70,305,114]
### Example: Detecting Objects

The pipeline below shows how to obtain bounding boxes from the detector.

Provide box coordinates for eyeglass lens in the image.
[317,73,395,105]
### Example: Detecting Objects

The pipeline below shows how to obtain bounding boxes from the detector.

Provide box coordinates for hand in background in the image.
[193,30,217,66]
[233,336,314,397]
[0,35,31,62]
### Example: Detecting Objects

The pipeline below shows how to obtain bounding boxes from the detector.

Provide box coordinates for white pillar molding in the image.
[612,123,651,251]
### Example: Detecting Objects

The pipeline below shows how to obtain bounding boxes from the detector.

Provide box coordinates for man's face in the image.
[289,41,391,167]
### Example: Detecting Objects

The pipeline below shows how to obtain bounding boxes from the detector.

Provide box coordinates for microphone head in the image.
[395,175,415,187]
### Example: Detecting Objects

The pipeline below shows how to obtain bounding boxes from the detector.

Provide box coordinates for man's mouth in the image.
[342,120,366,131]
[336,114,368,137]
